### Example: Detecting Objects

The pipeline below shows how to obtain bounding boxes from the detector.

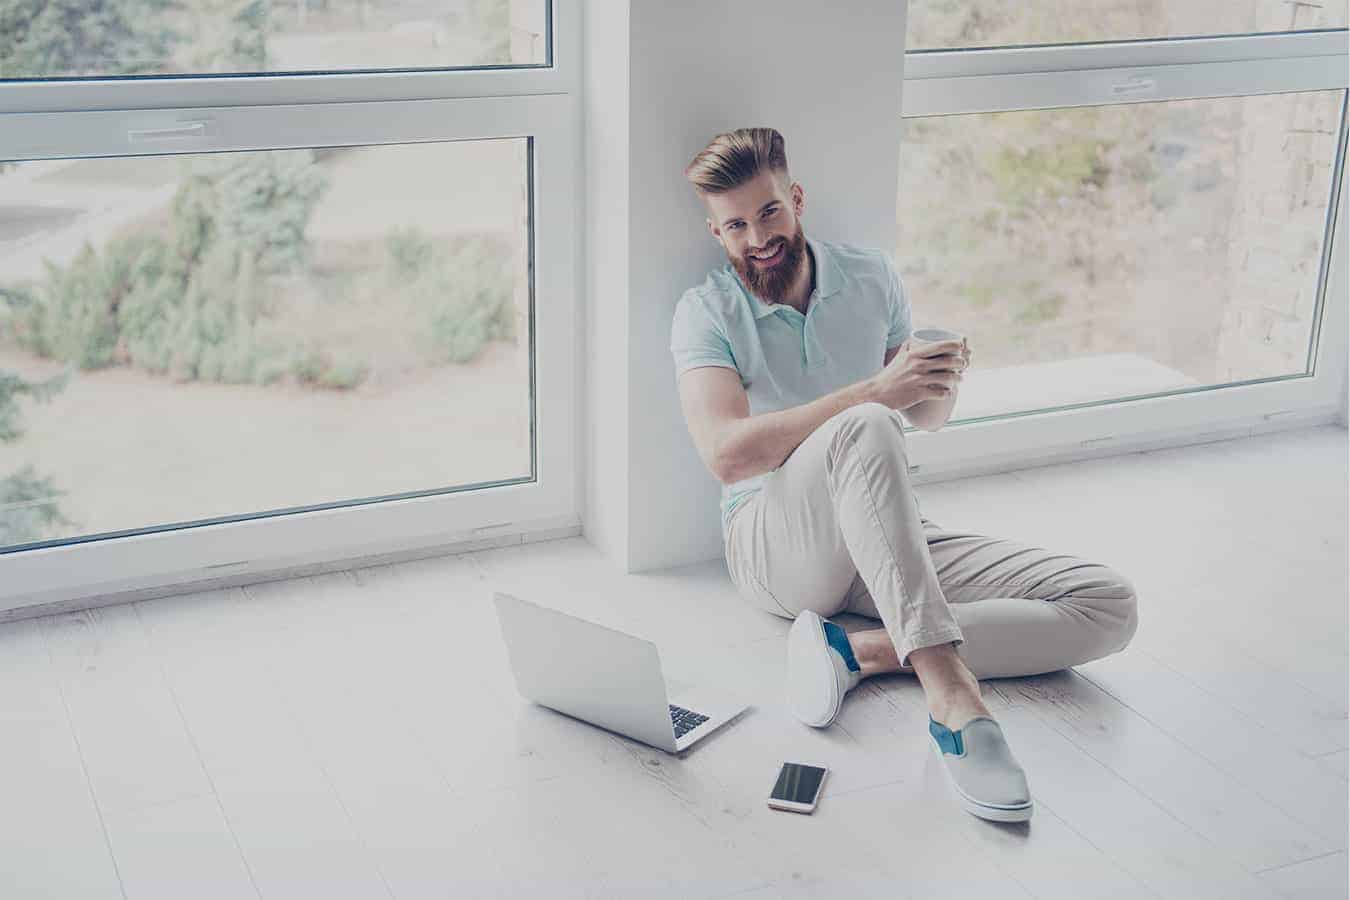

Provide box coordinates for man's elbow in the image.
[712,450,742,485]
[708,427,745,484]
[711,437,754,485]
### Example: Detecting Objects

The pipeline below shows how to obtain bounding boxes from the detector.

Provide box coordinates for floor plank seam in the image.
[1023,670,1278,882]
[1071,665,1347,852]
[1093,644,1348,761]
[131,600,265,900]
[1251,848,1347,876]
[37,618,132,900]
[234,583,401,900]
[1309,747,1350,759]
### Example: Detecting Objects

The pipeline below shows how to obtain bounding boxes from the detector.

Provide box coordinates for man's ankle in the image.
[851,628,901,678]
[928,685,991,729]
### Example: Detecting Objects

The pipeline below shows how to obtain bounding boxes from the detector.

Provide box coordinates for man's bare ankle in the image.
[927,679,992,728]
[851,628,900,678]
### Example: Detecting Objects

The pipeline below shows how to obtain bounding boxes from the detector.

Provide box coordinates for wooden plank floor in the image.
[1,424,1345,899]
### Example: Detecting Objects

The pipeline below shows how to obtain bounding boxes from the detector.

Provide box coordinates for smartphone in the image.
[767,762,829,814]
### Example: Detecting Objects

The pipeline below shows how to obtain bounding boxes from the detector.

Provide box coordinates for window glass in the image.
[896,91,1344,420]
[0,0,547,79]
[1,138,531,550]
[906,1,1347,50]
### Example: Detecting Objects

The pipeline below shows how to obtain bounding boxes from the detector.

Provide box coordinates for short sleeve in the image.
[884,256,912,350]
[670,294,738,380]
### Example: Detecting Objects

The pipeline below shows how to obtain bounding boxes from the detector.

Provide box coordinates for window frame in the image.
[0,3,581,610]
[0,0,573,112]
[897,29,1350,480]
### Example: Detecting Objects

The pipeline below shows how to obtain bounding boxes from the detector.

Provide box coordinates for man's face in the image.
[704,169,807,303]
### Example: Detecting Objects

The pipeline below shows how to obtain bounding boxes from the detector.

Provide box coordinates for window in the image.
[4,139,531,548]
[897,12,1347,472]
[1,2,579,605]
[1,0,549,78]
[907,0,1347,50]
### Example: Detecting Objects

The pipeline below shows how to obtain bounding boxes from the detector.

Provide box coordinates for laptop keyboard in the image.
[669,704,710,739]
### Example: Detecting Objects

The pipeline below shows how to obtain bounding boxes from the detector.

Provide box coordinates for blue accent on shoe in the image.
[821,620,861,673]
[929,714,965,755]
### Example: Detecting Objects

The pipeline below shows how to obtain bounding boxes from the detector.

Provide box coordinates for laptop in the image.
[492,592,748,753]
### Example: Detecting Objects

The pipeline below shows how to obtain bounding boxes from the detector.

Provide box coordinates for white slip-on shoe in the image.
[929,714,1034,823]
[786,610,863,728]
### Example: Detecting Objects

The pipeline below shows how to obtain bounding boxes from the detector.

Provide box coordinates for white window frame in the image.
[897,30,1350,481]
[0,2,581,611]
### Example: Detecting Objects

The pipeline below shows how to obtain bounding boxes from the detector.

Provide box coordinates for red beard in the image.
[731,223,807,303]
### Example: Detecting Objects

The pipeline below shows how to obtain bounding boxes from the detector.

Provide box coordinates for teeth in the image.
[752,245,780,260]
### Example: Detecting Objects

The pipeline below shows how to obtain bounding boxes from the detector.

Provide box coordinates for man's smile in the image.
[749,242,785,266]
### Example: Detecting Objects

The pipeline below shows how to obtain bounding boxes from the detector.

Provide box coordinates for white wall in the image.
[581,0,631,567]
[581,1,911,572]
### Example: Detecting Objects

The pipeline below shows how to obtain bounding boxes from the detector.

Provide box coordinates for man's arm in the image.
[677,344,963,486]
[677,366,887,485]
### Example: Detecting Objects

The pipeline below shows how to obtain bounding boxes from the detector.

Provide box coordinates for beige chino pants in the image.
[724,402,1139,678]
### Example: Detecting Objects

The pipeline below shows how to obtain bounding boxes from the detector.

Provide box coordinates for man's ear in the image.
[791,182,805,217]
[706,217,721,243]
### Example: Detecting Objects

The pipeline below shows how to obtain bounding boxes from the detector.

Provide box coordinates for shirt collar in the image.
[742,236,842,319]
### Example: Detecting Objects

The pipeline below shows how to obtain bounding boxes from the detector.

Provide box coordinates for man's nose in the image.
[747,225,769,251]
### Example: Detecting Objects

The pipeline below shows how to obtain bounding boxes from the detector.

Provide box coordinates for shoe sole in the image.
[929,737,1035,823]
[787,610,840,728]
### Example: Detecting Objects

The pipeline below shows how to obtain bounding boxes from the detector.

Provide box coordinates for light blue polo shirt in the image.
[670,236,913,539]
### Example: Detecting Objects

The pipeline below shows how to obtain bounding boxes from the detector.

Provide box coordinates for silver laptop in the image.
[492,592,748,753]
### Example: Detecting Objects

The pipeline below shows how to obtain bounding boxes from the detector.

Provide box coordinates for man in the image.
[670,127,1140,824]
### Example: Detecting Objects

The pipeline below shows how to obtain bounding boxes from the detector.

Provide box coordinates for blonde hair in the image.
[684,127,790,196]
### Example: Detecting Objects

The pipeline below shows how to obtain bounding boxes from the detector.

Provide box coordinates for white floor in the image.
[3,424,1347,900]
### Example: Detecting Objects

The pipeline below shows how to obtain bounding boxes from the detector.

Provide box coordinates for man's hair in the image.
[684,127,790,196]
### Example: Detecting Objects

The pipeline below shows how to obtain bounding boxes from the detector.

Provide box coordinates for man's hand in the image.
[902,336,972,432]
[870,336,968,411]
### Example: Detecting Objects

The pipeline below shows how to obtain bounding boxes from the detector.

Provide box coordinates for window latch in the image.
[127,121,211,143]
[1109,77,1157,97]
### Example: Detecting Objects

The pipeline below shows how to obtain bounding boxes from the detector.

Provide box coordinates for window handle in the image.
[1110,77,1156,96]
[127,121,210,142]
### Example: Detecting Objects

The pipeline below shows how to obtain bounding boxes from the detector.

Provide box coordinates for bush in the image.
[290,344,369,390]
[8,243,125,368]
[991,139,1112,211]
[3,151,330,387]
[392,231,517,364]
[173,151,329,275]
[386,226,439,278]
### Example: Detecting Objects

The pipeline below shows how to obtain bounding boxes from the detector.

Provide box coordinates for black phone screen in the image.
[770,763,827,804]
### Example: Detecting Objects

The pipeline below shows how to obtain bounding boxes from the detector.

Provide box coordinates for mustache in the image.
[745,239,783,259]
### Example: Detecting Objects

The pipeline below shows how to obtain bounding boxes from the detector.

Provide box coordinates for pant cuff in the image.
[896,628,965,671]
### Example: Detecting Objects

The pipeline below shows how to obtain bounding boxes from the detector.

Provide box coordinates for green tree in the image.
[5,151,329,385]
[0,367,74,545]
[0,0,272,78]
[0,0,178,77]
[182,0,270,72]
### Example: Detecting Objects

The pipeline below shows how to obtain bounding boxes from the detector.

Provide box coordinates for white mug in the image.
[909,327,965,348]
